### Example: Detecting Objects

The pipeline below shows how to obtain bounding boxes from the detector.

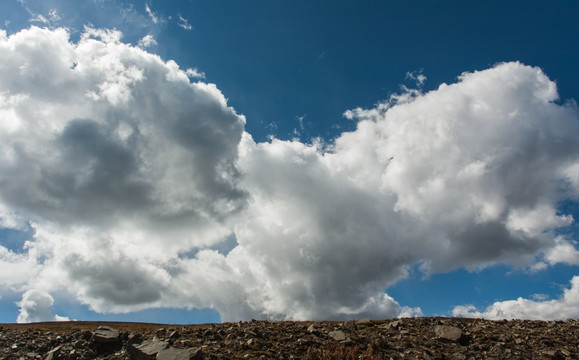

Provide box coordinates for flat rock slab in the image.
[157,347,203,360]
[92,326,120,343]
[127,339,169,360]
[435,325,462,341]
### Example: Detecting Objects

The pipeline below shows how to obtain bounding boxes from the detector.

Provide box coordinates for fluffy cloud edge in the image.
[452,276,579,320]
[17,289,69,323]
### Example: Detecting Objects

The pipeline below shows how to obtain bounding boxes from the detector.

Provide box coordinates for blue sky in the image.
[0,0,578,324]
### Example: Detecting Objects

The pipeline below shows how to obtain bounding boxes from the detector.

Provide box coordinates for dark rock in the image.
[543,350,565,360]
[157,347,203,360]
[127,339,169,360]
[81,330,92,341]
[343,321,357,330]
[128,332,143,343]
[560,349,572,357]
[92,326,120,343]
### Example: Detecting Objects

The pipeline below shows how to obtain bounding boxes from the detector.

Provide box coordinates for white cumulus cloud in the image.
[17,289,69,323]
[0,26,578,322]
[225,61,579,320]
[452,276,579,320]
[0,26,247,315]
[137,34,157,49]
[544,238,579,266]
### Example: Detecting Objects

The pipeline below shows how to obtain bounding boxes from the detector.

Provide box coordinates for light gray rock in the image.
[434,325,462,341]
[127,339,169,360]
[388,320,401,329]
[156,347,203,360]
[328,330,347,341]
[45,346,61,360]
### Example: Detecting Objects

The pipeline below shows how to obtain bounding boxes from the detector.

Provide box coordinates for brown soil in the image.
[1,317,577,359]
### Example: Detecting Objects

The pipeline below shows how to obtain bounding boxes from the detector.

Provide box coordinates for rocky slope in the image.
[0,317,577,359]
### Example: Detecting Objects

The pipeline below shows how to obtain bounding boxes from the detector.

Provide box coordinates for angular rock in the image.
[81,330,92,341]
[156,347,203,360]
[387,320,401,329]
[357,317,371,324]
[45,346,61,360]
[543,350,565,360]
[343,321,357,330]
[92,326,120,343]
[560,349,571,357]
[328,330,347,341]
[435,325,462,341]
[127,339,169,360]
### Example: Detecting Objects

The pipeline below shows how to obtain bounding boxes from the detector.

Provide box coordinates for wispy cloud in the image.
[405,69,426,87]
[18,2,61,27]
[145,2,158,24]
[177,14,192,30]
[48,9,61,23]
[186,67,205,79]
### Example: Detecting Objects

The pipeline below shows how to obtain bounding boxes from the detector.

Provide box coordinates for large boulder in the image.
[91,326,122,355]
[92,326,120,343]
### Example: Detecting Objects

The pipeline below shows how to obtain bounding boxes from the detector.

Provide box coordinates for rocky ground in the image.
[0,317,577,359]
